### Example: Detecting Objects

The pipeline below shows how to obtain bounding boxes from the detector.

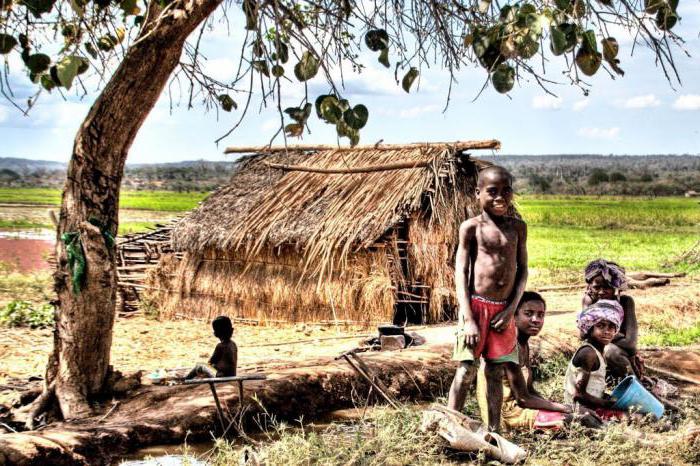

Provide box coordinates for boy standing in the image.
[447,166,528,432]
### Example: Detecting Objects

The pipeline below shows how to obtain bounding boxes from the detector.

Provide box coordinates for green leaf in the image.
[20,0,55,17]
[25,53,50,74]
[656,7,678,31]
[218,94,237,112]
[343,104,369,130]
[97,35,117,51]
[335,120,359,146]
[582,30,598,53]
[602,37,618,61]
[55,55,83,89]
[252,39,265,57]
[284,103,312,123]
[252,60,269,77]
[0,34,17,55]
[85,42,98,59]
[364,29,389,52]
[272,41,289,64]
[553,0,570,10]
[284,123,303,137]
[243,0,258,31]
[500,5,517,22]
[119,0,140,15]
[472,31,491,58]
[378,48,390,68]
[40,73,56,92]
[271,65,284,78]
[519,3,537,15]
[575,48,602,76]
[293,51,319,82]
[516,34,539,59]
[315,95,343,124]
[491,64,515,94]
[402,67,419,93]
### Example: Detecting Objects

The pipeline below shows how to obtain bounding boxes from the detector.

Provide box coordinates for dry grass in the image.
[148,248,397,324]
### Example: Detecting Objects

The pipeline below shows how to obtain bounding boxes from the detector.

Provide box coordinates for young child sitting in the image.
[583,259,640,379]
[476,292,575,430]
[564,300,626,420]
[447,165,529,432]
[186,315,238,379]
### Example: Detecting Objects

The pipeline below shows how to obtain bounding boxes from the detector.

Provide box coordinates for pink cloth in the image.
[576,299,623,335]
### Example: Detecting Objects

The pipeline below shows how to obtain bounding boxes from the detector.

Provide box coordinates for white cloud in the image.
[672,94,700,111]
[572,100,590,112]
[619,94,661,109]
[531,95,563,110]
[398,104,440,118]
[261,118,280,131]
[203,58,236,82]
[577,127,620,140]
[0,106,8,123]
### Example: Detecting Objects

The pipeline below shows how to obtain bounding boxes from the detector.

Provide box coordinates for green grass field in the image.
[0,188,208,212]
[1,190,698,277]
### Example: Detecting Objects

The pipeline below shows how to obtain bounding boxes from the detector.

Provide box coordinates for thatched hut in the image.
[148,141,500,325]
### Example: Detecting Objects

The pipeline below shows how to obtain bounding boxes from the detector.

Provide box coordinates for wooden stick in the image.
[224,140,501,154]
[645,364,700,385]
[264,159,432,174]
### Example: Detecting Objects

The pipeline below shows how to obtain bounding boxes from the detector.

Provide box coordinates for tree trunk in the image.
[36,0,224,422]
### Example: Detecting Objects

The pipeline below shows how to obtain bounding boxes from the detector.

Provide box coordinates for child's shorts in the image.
[452,295,518,364]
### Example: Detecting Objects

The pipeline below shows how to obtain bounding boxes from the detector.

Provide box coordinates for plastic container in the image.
[611,375,664,419]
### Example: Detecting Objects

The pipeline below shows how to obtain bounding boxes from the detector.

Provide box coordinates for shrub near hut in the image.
[146,142,500,325]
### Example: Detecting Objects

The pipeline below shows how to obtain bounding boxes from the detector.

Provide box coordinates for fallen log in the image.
[628,277,671,289]
[0,341,456,465]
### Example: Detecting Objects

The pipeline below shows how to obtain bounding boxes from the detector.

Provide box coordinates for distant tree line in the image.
[1,155,698,196]
[481,155,700,196]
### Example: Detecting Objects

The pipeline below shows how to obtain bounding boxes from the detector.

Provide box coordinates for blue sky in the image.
[1,4,699,164]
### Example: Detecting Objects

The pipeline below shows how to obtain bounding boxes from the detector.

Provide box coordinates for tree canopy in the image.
[0,0,687,146]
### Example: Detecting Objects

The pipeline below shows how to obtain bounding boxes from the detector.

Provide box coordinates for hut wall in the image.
[146,244,401,324]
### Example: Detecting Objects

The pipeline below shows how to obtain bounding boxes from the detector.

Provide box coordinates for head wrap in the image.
[584,259,628,290]
[576,299,624,337]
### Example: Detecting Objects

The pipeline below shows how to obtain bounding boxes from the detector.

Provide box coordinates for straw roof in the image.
[172,141,496,275]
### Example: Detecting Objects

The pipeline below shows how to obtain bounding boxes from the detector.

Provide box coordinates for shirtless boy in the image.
[447,165,528,432]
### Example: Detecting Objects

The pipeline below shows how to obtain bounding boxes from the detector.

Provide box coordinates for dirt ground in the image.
[1,279,699,401]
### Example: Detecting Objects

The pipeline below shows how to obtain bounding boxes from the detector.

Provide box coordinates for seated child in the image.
[186,315,238,379]
[583,259,640,379]
[477,292,574,431]
[564,300,626,420]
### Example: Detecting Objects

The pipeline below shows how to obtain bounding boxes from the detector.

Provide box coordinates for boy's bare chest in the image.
[476,224,518,252]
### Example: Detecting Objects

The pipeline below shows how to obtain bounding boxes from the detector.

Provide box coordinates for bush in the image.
[640,173,653,182]
[528,173,551,193]
[588,168,609,185]
[0,300,54,328]
[609,171,627,182]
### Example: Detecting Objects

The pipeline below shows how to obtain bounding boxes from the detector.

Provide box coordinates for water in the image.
[0,230,54,272]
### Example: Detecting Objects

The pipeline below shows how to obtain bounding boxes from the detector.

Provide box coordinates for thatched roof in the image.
[171,141,497,273]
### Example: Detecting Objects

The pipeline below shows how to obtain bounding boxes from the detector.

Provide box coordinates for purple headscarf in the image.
[576,299,624,336]
[584,259,628,290]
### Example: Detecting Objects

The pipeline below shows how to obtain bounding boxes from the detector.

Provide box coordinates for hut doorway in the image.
[391,223,429,326]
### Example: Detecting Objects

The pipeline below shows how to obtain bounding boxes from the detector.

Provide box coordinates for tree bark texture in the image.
[45,0,224,421]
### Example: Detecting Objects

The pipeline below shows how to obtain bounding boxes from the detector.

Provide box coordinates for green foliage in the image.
[527,173,551,193]
[0,300,54,328]
[609,171,627,182]
[639,320,700,347]
[588,168,610,185]
[401,67,419,93]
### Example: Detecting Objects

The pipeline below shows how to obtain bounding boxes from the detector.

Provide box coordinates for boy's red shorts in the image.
[453,295,518,363]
